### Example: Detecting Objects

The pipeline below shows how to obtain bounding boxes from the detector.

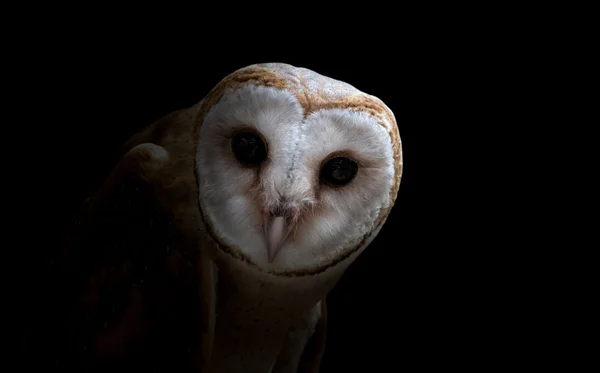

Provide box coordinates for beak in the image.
[264,213,292,262]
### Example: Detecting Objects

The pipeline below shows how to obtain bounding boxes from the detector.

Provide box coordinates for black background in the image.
[16,36,420,372]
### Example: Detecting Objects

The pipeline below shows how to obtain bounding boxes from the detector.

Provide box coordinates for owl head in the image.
[195,63,402,277]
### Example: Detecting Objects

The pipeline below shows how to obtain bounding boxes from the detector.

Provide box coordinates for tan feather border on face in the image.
[193,64,402,277]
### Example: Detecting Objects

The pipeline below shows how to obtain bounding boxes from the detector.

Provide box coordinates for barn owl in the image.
[58,63,402,373]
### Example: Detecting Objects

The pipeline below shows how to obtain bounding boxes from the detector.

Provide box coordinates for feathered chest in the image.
[205,252,331,372]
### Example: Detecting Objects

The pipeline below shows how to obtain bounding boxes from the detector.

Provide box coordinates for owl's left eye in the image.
[231,131,267,165]
[320,156,358,186]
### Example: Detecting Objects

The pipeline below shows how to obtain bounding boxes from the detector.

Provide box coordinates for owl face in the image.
[196,64,401,275]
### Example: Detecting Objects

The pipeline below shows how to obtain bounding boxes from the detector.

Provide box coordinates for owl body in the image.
[61,63,402,373]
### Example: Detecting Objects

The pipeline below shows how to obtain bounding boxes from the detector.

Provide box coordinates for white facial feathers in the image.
[196,84,395,272]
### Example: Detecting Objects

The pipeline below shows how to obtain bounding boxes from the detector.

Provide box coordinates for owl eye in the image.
[231,131,267,165]
[320,156,358,186]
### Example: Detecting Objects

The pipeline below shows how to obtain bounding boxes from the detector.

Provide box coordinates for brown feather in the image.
[56,136,215,372]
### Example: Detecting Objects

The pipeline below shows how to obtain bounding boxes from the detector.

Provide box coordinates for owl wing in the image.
[53,143,216,373]
[297,299,328,373]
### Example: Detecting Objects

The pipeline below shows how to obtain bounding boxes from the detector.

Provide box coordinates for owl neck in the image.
[213,252,343,310]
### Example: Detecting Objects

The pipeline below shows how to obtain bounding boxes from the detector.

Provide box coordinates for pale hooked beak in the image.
[263,211,292,262]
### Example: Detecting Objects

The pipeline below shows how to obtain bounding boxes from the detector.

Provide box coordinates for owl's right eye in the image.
[231,131,268,165]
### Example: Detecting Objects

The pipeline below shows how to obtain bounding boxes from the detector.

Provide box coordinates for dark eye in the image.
[231,131,267,165]
[320,156,358,186]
